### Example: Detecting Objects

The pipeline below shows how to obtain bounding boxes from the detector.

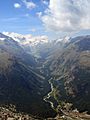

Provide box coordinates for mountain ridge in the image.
[0,32,90,119]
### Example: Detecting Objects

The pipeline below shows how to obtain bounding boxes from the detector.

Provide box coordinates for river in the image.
[43,79,55,109]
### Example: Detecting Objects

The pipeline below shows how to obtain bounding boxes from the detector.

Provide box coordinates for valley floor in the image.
[43,79,90,120]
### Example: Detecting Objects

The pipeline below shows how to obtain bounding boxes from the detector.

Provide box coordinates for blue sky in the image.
[0,0,90,39]
[0,0,47,35]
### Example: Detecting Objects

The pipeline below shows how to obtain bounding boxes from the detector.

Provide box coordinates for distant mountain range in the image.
[0,32,90,119]
[3,32,48,46]
[3,32,49,58]
[2,32,70,58]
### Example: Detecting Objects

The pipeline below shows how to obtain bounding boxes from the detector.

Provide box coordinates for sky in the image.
[0,0,90,40]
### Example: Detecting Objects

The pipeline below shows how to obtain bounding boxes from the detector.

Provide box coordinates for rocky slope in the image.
[0,33,56,118]
[0,106,90,120]
[0,32,90,119]
[0,106,38,120]
[44,35,90,114]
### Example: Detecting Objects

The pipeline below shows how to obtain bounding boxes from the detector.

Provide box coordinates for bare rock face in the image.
[0,106,39,120]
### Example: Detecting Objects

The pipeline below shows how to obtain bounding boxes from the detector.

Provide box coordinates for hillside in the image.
[44,35,90,113]
[0,33,56,118]
[0,33,90,119]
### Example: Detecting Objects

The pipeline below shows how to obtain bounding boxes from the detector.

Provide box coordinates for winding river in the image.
[43,80,55,109]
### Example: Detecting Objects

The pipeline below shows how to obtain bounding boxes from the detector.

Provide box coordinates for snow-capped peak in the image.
[3,32,31,43]
[55,36,70,44]
[63,36,70,43]
[3,32,48,46]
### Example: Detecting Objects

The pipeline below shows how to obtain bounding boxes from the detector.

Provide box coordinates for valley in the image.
[0,32,90,120]
[0,0,90,119]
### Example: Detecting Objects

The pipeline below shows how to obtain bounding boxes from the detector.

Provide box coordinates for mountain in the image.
[3,32,49,58]
[44,35,90,113]
[0,33,56,118]
[3,32,70,59]
[0,32,90,119]
[3,32,48,46]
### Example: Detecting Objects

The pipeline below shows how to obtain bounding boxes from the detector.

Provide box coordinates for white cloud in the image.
[14,3,21,8]
[22,0,36,9]
[36,12,42,18]
[42,0,49,5]
[41,0,90,33]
